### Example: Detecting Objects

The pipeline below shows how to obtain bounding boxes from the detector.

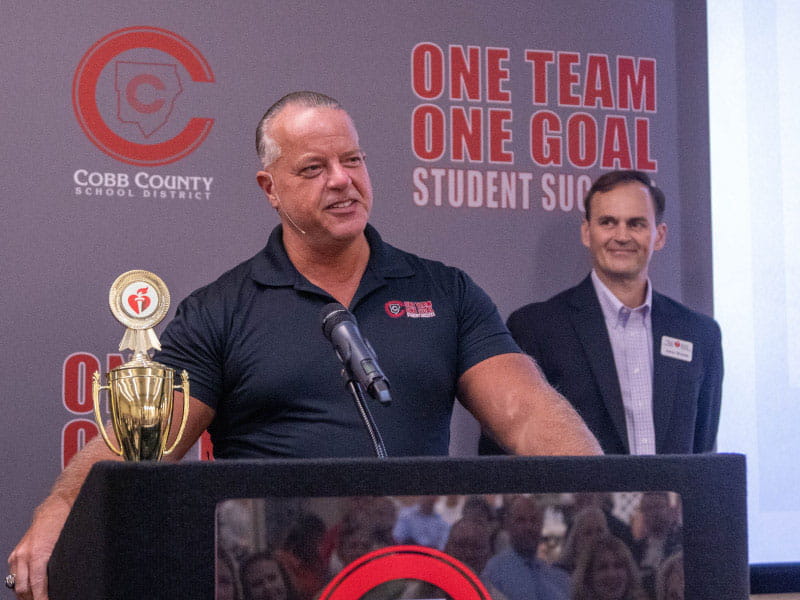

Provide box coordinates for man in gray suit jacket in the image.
[481,170,723,455]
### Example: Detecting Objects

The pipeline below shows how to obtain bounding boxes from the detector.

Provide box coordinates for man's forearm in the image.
[460,353,603,456]
[45,434,122,509]
[506,385,602,456]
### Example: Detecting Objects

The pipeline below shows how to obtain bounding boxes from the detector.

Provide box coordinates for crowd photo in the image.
[215,491,684,600]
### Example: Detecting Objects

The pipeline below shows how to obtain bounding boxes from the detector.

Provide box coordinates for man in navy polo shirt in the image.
[8,91,601,599]
[147,90,600,460]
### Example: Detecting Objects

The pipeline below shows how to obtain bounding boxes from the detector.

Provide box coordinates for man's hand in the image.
[7,495,71,600]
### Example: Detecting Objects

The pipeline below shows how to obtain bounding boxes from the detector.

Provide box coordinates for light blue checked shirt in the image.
[591,270,656,454]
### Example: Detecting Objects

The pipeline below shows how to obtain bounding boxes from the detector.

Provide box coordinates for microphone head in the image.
[321,302,354,340]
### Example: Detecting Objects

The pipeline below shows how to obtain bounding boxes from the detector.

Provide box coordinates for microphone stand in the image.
[343,375,388,459]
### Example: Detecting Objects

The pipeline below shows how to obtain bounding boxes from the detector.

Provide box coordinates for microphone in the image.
[321,303,392,405]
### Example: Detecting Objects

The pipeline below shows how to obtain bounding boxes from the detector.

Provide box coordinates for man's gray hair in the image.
[255,91,344,168]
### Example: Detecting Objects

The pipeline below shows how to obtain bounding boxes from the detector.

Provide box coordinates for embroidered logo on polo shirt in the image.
[384,300,436,318]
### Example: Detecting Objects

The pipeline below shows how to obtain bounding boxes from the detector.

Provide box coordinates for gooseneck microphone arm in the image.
[345,379,388,459]
[321,303,390,458]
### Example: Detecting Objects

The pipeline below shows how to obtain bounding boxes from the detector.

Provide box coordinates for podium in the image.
[49,454,748,599]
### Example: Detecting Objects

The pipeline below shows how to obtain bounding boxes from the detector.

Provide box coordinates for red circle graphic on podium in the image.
[319,545,491,600]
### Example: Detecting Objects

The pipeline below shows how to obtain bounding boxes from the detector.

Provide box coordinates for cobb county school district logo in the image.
[385,300,436,318]
[319,545,491,600]
[72,26,215,166]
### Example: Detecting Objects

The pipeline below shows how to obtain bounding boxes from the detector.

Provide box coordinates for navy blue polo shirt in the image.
[154,224,520,458]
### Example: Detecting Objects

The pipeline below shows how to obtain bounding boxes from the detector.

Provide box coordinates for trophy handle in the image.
[163,370,190,456]
[91,371,123,457]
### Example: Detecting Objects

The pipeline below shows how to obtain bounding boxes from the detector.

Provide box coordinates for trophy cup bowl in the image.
[92,270,190,461]
[93,360,189,461]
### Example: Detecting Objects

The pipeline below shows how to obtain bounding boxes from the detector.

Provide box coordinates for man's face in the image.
[581,181,666,285]
[507,498,543,557]
[257,104,373,249]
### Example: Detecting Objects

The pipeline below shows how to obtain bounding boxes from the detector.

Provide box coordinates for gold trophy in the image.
[92,270,189,461]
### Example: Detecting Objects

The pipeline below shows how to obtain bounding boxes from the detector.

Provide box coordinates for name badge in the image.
[660,336,693,362]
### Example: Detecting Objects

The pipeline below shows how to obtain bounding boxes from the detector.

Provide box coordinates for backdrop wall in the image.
[0,1,711,561]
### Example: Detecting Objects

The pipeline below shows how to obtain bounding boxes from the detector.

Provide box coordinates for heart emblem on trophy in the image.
[110,271,168,330]
[127,287,152,314]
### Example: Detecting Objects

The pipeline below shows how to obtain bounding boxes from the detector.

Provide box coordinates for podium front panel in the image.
[48,454,748,599]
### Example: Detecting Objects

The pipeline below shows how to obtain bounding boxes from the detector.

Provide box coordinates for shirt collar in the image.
[249,223,415,288]
[591,269,652,326]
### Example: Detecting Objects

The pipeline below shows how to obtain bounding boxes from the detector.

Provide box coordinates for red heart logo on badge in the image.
[127,287,151,314]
